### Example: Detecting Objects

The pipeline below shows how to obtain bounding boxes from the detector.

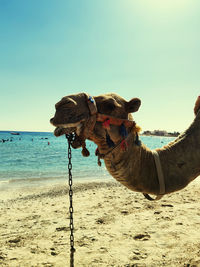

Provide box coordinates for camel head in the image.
[50,92,141,156]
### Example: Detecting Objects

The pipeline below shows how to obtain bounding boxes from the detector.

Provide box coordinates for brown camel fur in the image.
[50,93,200,197]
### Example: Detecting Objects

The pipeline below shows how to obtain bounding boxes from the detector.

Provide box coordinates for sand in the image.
[0,179,200,267]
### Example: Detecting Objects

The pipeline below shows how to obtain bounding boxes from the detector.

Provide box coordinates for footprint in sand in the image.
[55,226,68,231]
[130,250,148,261]
[8,238,21,243]
[0,253,6,261]
[50,248,58,256]
[161,204,173,208]
[133,233,151,241]
[121,210,129,215]
[96,215,114,225]
[96,218,105,224]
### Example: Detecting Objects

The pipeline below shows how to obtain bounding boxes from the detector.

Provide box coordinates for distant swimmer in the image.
[48,142,50,145]
[1,139,8,143]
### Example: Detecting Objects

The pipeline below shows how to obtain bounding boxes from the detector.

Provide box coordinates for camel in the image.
[50,93,200,200]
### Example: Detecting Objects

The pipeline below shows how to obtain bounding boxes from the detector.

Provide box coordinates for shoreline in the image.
[0,175,112,192]
[1,179,200,266]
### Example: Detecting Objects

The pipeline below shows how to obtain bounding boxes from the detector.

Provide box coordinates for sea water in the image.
[0,131,175,188]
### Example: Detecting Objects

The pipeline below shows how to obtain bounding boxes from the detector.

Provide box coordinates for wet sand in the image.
[0,179,200,266]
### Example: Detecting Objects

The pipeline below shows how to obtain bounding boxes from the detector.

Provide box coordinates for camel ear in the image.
[125,98,141,113]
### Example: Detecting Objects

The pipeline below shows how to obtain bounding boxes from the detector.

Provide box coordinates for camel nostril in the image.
[50,118,54,124]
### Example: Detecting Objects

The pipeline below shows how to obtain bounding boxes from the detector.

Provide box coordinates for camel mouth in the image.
[53,122,84,137]
[54,126,77,137]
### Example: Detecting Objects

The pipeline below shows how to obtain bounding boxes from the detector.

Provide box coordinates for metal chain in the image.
[66,133,76,267]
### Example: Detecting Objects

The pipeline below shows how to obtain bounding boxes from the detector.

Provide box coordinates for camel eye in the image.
[103,102,115,112]
[64,100,76,107]
[96,97,119,114]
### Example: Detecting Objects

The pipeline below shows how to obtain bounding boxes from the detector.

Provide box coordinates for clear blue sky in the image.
[1,0,200,132]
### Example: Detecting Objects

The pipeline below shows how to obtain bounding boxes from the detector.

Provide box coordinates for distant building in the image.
[142,130,180,137]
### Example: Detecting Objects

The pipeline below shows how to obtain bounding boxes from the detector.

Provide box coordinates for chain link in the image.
[66,133,76,267]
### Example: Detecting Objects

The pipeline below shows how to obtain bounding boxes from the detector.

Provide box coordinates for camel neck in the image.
[93,112,200,196]
[158,114,200,193]
[96,132,160,195]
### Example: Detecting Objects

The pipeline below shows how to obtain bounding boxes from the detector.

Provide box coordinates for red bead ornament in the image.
[102,119,111,129]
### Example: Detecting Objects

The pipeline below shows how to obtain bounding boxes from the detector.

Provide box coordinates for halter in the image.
[82,93,139,160]
[85,93,137,136]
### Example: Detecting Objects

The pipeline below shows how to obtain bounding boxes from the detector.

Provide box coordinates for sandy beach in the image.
[0,179,200,267]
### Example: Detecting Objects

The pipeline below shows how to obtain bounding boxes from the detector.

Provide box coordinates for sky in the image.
[1,0,200,132]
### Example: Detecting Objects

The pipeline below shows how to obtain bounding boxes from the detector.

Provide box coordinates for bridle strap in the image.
[85,93,136,127]
[85,94,97,115]
[143,150,165,201]
[96,113,136,128]
[81,94,98,139]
